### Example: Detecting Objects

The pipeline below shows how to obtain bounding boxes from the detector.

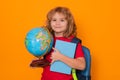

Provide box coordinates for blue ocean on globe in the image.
[25,27,54,57]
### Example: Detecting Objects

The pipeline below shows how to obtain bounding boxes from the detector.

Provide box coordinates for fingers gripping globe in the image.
[25,27,54,57]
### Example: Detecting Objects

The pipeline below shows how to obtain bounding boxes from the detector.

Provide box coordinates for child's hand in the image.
[50,47,63,64]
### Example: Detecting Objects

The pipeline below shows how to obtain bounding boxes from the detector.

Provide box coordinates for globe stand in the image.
[30,56,50,67]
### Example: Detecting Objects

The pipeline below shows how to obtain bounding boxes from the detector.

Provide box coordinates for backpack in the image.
[71,37,91,80]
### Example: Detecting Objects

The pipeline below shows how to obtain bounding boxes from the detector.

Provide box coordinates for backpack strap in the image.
[71,37,82,80]
[71,37,82,44]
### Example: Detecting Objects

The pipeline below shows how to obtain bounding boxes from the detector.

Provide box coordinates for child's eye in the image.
[52,19,56,21]
[61,19,65,22]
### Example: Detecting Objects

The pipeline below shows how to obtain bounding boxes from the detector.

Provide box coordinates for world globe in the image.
[25,27,54,57]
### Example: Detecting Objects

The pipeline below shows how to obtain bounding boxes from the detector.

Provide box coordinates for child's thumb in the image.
[51,59,55,65]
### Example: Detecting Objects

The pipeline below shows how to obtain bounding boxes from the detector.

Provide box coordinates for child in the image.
[41,6,86,80]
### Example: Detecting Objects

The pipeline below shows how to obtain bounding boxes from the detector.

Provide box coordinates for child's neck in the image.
[54,33,63,37]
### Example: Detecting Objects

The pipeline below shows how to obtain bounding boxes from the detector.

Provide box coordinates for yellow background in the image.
[0,0,120,80]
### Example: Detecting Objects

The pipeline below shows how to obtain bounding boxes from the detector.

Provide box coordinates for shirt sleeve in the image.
[75,42,84,58]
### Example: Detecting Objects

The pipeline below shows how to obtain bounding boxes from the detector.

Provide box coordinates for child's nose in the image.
[56,21,60,25]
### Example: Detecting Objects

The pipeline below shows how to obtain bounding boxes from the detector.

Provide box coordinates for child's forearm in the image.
[59,54,86,70]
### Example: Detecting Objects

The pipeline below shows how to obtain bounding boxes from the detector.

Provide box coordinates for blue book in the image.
[50,40,77,74]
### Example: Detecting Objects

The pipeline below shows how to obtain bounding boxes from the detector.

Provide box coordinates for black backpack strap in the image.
[71,37,82,57]
[72,37,82,44]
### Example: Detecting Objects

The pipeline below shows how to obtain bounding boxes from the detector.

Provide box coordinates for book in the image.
[50,40,77,74]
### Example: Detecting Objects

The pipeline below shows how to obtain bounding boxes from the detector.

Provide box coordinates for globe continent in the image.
[25,27,53,57]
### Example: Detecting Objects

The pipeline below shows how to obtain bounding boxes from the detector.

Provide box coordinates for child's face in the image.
[50,12,68,35]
